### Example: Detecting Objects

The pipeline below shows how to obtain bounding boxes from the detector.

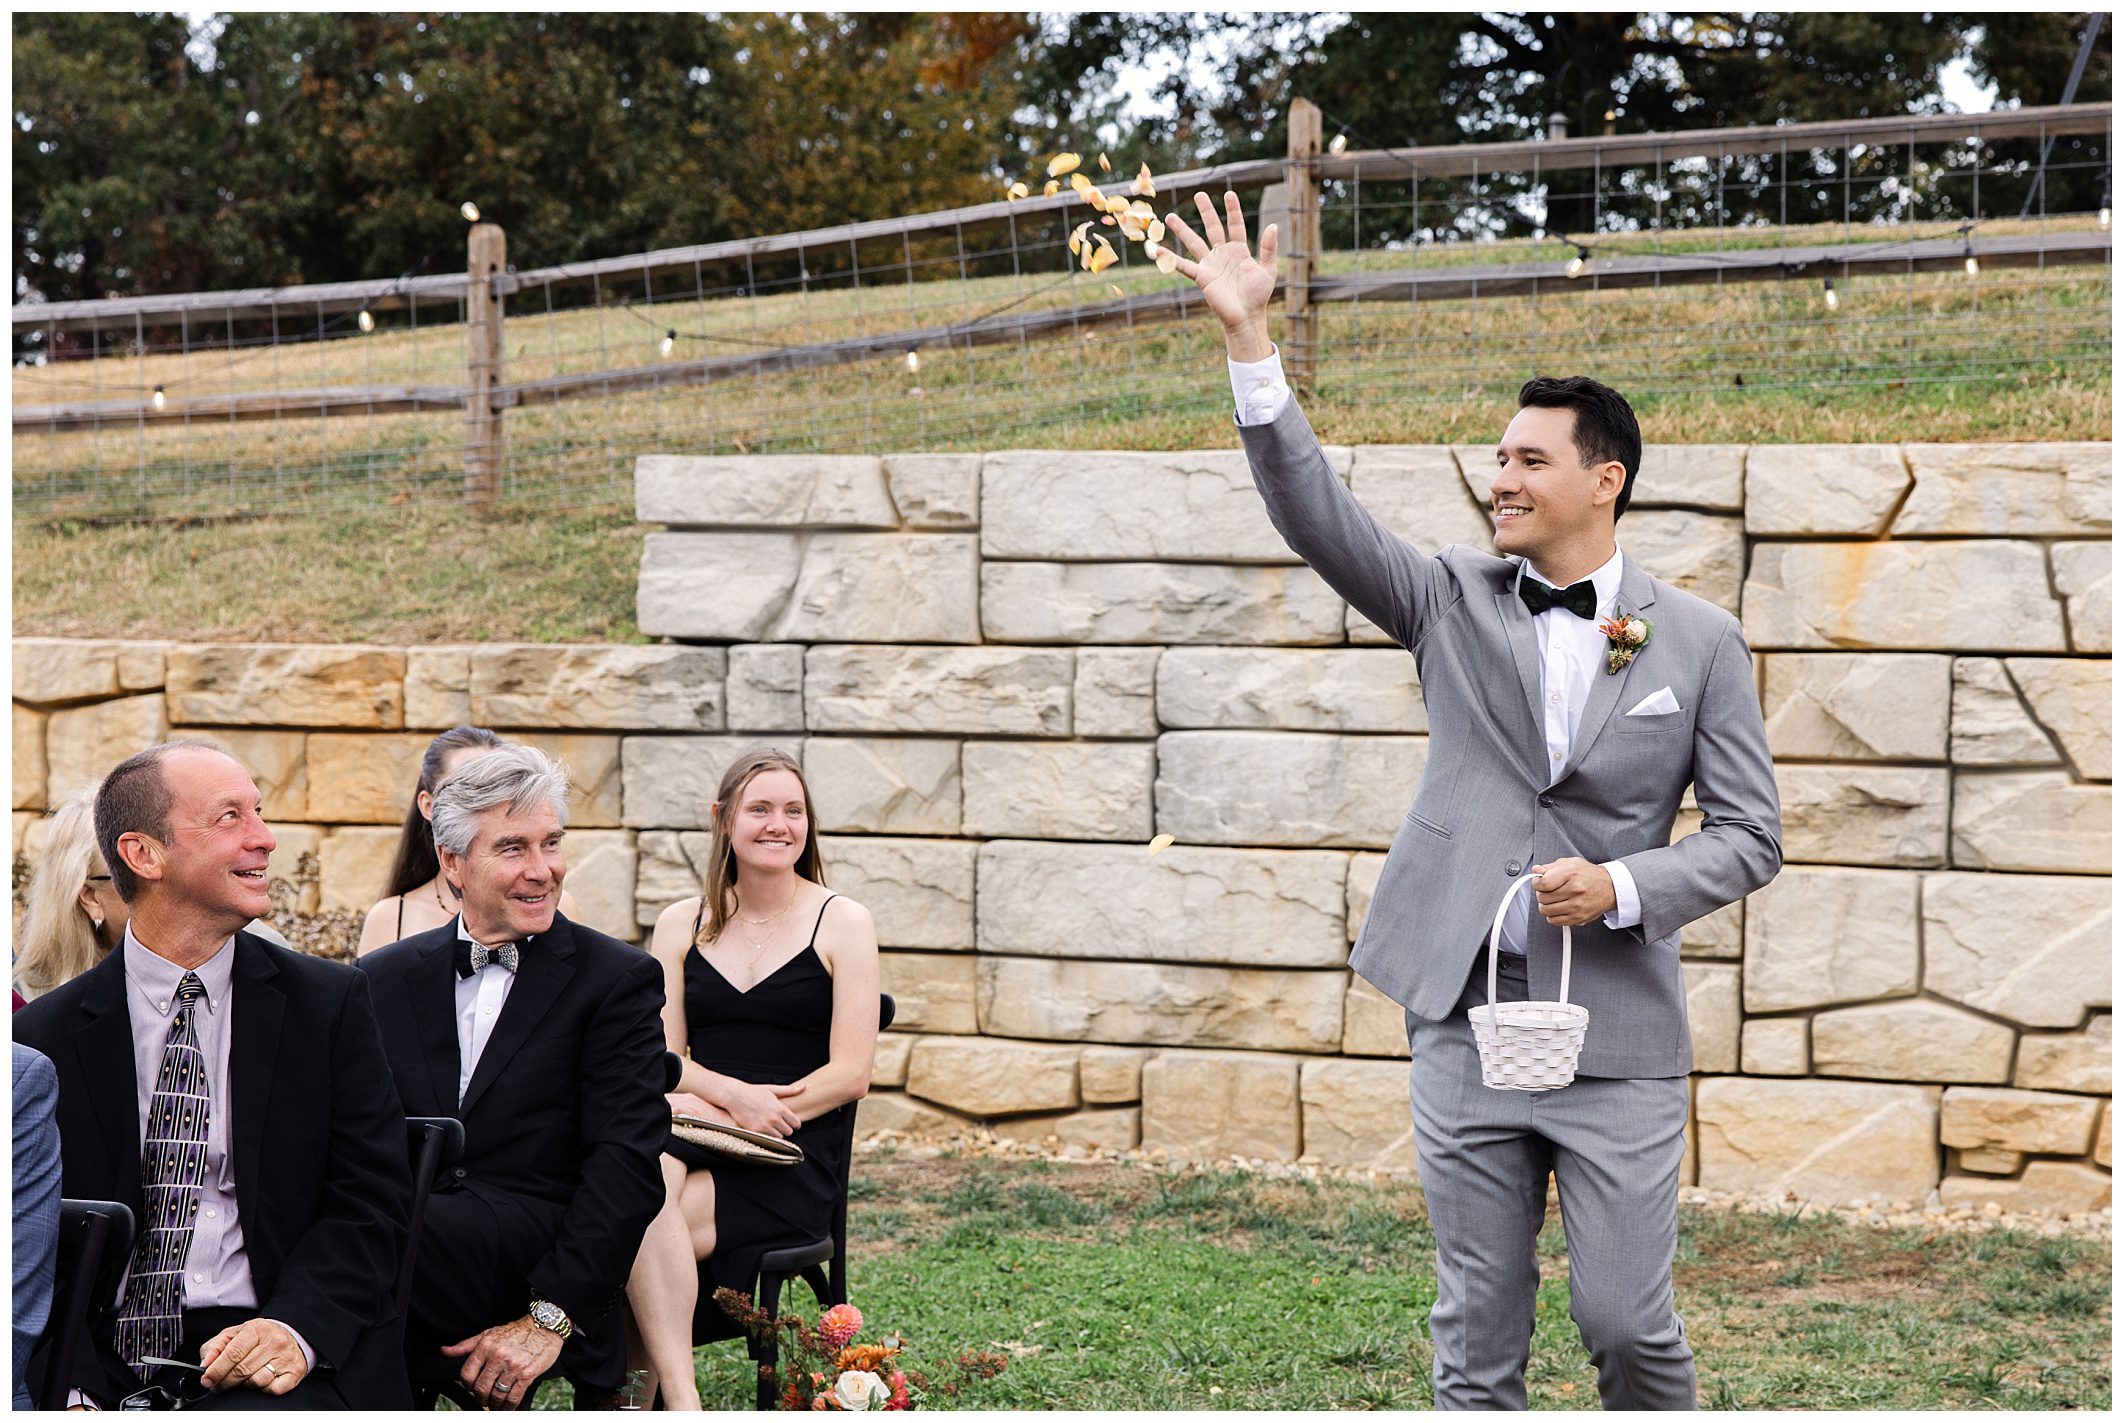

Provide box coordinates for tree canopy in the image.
[12,11,2108,304]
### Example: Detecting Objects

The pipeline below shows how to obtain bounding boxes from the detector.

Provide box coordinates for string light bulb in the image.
[905,348,920,373]
[1564,245,1589,279]
[1328,131,1348,154]
[1822,277,1840,311]
[661,329,676,357]
[460,201,481,223]
[151,385,166,410]
[1963,244,1980,277]
[357,308,375,333]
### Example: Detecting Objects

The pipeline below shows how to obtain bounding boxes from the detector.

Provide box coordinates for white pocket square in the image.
[1626,687,1681,716]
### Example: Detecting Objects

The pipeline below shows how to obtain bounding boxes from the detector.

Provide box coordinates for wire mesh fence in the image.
[11,104,2110,522]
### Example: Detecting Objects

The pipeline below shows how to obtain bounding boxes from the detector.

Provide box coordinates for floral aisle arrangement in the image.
[712,1289,1009,1411]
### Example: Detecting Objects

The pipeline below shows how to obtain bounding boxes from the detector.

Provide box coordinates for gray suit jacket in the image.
[1239,399,1782,1077]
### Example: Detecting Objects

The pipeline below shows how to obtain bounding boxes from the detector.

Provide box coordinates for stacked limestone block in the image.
[12,439,2109,1212]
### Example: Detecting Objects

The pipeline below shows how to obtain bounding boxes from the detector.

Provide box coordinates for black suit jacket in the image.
[13,932,413,1409]
[356,912,667,1333]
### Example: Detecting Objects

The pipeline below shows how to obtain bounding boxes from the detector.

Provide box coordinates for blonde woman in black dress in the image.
[624,748,880,1409]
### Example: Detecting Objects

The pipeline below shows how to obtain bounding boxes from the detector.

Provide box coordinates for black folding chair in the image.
[36,1199,136,1411]
[397,1117,465,1324]
[686,993,896,1409]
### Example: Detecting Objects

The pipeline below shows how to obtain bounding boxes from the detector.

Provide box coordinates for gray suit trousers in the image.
[1409,955,1695,1410]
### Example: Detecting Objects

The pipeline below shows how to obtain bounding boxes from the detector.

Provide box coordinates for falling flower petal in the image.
[1069,171,1097,201]
[1099,152,1112,172]
[1133,163,1157,197]
[1147,833,1175,856]
[1127,199,1157,221]
[1042,178,1061,197]
[1101,214,1118,226]
[1156,250,1180,276]
[1108,283,1125,298]
[1087,236,1119,273]
[1006,181,1029,201]
[1146,219,1166,244]
[1068,220,1092,255]
[1048,152,1081,177]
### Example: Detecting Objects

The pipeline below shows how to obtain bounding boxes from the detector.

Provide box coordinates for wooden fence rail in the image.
[11,103,2111,507]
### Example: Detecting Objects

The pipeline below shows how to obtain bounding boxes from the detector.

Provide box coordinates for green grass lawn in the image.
[522,1154,2110,1411]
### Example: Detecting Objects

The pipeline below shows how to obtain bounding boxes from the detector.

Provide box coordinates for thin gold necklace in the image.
[735,881,797,928]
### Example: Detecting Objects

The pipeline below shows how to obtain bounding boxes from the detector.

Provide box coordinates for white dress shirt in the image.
[1229,346,1644,955]
[454,917,517,1104]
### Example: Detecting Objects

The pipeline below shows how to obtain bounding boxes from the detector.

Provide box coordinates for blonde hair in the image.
[697,748,825,948]
[16,785,113,1000]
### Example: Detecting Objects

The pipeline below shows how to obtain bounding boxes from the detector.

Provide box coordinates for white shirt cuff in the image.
[1601,860,1643,929]
[1228,346,1291,426]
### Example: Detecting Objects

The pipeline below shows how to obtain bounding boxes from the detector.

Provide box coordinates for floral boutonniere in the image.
[1596,606,1652,675]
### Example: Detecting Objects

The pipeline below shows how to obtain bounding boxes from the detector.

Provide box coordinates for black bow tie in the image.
[453,939,519,978]
[1518,576,1599,621]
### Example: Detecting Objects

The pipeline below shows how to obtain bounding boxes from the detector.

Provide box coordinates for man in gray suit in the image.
[1157,194,1781,1409]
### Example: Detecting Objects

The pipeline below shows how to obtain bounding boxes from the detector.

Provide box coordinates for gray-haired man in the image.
[358,744,668,1410]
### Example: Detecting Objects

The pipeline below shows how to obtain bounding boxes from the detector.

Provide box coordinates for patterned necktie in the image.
[114,972,212,1376]
[453,939,519,978]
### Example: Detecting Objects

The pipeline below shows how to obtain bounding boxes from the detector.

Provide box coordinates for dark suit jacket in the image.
[356,912,667,1340]
[12,933,413,1409]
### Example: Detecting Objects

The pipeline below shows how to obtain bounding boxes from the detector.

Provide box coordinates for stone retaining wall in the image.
[10,437,2111,1213]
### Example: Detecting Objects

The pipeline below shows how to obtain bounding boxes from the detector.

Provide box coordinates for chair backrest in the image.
[826,992,896,1303]
[38,1199,135,1411]
[395,1117,467,1324]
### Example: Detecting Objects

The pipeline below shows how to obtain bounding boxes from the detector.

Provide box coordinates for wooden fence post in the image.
[464,222,506,510]
[1284,97,1322,392]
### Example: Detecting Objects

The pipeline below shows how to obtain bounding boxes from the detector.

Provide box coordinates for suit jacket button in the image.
[1506,860,1522,876]
[453,1167,468,1180]
[1538,795,1556,807]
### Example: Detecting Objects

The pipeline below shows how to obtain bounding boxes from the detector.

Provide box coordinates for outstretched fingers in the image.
[1193,190,1228,246]
[1222,189,1249,251]
[1162,209,1211,260]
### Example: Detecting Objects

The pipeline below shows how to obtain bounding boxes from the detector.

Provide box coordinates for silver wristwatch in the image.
[528,1297,573,1340]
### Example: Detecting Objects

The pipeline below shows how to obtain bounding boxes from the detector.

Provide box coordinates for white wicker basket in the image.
[1467,872,1590,1092]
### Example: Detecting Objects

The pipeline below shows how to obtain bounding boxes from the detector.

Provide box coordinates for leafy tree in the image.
[13,13,225,304]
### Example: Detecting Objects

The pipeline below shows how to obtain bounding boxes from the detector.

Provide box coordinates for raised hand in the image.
[1153,190,1279,359]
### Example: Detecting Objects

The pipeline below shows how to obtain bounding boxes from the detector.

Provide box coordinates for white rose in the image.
[834,1371,887,1412]
[1625,618,1649,644]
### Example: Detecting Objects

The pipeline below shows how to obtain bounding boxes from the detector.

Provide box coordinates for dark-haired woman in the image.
[622,747,879,1410]
[355,725,578,954]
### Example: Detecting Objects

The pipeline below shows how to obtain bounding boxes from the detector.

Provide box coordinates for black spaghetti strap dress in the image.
[665,894,851,1295]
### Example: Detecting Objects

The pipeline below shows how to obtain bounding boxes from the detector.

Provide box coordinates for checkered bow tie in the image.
[454,938,519,978]
[1517,576,1599,620]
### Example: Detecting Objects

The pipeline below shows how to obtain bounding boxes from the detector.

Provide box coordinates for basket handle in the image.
[1484,872,1574,1013]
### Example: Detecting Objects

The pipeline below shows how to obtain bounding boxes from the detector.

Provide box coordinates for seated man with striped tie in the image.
[14,743,412,1409]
